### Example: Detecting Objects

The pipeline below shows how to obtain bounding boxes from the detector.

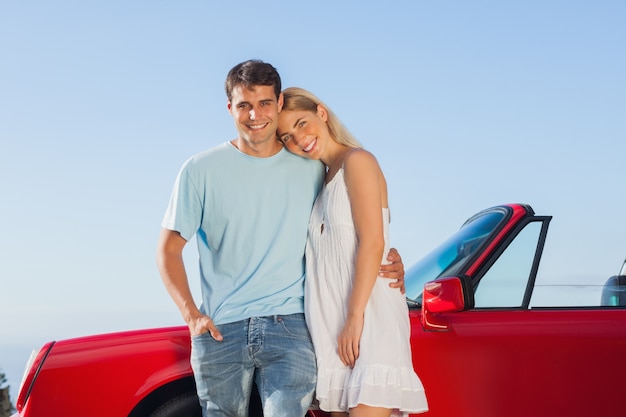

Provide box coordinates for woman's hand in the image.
[337,313,365,368]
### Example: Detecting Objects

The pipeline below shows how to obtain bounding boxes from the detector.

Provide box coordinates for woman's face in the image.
[277,105,329,160]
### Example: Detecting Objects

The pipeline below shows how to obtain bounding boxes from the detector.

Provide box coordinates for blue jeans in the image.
[190,313,317,417]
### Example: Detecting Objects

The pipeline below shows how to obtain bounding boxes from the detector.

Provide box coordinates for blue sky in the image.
[1,0,625,396]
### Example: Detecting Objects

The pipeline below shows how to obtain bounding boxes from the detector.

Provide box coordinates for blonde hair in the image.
[281,87,362,148]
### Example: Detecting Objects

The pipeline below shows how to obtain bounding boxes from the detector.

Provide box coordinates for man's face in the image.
[228,85,283,155]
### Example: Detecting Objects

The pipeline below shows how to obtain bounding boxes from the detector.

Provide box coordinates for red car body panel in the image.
[408,309,626,417]
[13,204,626,417]
[16,327,194,417]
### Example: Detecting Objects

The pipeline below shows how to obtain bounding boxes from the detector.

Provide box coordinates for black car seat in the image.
[601,275,626,306]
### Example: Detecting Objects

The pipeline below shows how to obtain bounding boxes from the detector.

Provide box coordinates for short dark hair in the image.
[225,60,282,102]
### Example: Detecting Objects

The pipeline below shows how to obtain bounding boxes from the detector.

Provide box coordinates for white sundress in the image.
[304,168,428,416]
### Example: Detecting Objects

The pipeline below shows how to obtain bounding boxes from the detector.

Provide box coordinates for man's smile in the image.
[247,122,269,130]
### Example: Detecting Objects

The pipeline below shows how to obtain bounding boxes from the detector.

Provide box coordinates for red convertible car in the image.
[12,204,626,417]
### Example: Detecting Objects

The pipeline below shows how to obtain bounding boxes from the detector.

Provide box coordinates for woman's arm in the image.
[338,149,387,368]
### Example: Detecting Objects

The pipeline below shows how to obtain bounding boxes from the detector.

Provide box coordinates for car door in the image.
[410,217,626,417]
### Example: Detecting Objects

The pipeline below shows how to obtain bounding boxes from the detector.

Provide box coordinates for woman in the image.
[277,87,428,417]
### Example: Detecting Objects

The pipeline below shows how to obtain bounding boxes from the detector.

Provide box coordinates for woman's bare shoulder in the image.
[343,148,379,168]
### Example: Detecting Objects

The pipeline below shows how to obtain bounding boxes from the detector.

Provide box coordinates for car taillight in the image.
[15,342,55,412]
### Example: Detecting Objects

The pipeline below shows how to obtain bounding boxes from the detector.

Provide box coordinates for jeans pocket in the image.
[277,314,312,340]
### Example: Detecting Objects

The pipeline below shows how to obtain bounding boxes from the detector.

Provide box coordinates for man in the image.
[156,59,404,417]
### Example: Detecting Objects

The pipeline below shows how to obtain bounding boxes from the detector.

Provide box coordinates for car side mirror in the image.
[421,275,474,331]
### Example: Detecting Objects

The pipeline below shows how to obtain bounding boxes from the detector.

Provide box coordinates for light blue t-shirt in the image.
[162,142,325,325]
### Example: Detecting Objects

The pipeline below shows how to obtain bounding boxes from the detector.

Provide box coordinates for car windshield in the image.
[405,209,508,305]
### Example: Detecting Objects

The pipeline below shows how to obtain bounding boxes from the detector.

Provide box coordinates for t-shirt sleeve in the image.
[161,161,203,242]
